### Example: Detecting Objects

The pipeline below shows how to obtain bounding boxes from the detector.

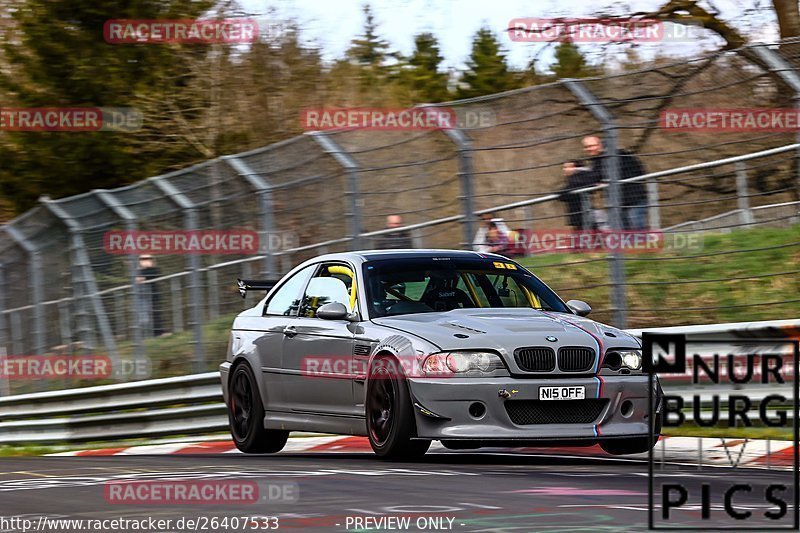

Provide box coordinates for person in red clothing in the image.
[485,222,510,254]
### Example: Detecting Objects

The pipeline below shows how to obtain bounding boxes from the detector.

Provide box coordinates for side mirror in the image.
[566,299,592,317]
[317,302,358,321]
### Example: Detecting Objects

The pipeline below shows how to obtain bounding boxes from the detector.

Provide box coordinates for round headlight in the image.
[621,351,642,370]
[422,353,450,374]
[473,352,493,372]
[446,353,471,373]
[423,351,504,376]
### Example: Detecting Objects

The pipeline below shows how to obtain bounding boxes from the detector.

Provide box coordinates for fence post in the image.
[735,162,754,225]
[170,276,184,331]
[57,299,71,348]
[580,193,593,230]
[647,180,661,229]
[750,45,800,200]
[4,225,46,359]
[241,261,253,310]
[150,177,205,373]
[309,132,363,250]
[280,254,292,276]
[113,290,125,336]
[0,260,7,395]
[223,156,277,278]
[0,262,6,354]
[10,311,23,357]
[523,205,534,232]
[69,231,97,351]
[40,198,120,365]
[565,79,628,328]
[441,127,477,250]
[207,269,219,320]
[95,190,145,365]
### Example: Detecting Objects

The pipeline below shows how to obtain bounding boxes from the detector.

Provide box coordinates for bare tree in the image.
[635,0,799,48]
[772,0,800,40]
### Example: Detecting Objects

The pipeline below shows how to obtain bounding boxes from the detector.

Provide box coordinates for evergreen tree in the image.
[346,4,390,69]
[343,3,401,100]
[0,0,215,212]
[400,32,449,103]
[550,39,591,78]
[519,55,549,86]
[457,26,519,98]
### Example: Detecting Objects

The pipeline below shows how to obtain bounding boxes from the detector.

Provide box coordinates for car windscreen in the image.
[363,257,569,318]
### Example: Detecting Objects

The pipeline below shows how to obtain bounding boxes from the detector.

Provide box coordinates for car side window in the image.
[264,265,315,316]
[298,263,356,318]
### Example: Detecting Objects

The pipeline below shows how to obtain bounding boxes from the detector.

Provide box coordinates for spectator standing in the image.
[375,215,414,249]
[590,189,610,231]
[557,160,597,230]
[473,212,512,252]
[582,135,649,230]
[136,254,165,336]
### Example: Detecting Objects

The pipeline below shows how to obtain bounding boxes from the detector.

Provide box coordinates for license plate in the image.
[539,385,586,400]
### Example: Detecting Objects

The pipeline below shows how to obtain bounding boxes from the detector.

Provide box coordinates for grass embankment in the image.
[520,225,800,328]
[664,426,794,440]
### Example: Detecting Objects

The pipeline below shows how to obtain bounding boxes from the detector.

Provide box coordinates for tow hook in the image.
[498,389,511,399]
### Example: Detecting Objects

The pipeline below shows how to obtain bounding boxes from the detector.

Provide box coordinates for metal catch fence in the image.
[1,39,799,393]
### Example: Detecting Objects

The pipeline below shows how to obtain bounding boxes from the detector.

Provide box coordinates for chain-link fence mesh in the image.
[1,40,799,393]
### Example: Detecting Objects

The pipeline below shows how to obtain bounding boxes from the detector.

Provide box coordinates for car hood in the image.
[371,308,639,352]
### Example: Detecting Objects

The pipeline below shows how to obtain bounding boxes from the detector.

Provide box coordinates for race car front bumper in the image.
[408,374,657,441]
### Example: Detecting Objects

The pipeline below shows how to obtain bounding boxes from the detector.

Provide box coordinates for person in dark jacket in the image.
[136,254,165,336]
[582,135,649,230]
[558,160,597,229]
[375,215,414,249]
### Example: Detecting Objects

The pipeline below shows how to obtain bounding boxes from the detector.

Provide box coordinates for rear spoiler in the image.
[237,278,279,299]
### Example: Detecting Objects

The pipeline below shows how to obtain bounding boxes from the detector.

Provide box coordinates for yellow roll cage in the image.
[327,264,357,311]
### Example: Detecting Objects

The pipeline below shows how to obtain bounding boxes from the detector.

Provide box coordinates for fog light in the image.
[620,399,634,418]
[468,402,486,419]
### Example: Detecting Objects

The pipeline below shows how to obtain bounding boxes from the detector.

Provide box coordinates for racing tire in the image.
[366,356,431,460]
[228,362,289,454]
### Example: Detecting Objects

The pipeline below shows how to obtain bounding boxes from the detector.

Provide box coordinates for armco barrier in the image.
[0,319,797,444]
[0,372,226,443]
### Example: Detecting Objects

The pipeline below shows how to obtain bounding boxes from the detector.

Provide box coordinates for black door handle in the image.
[282,325,297,338]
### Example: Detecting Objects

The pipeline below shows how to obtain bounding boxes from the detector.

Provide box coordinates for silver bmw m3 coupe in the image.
[220,249,662,459]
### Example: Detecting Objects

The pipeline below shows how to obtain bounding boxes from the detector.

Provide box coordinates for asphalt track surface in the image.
[0,448,797,533]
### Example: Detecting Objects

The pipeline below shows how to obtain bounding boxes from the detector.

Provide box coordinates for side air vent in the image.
[353,344,371,356]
